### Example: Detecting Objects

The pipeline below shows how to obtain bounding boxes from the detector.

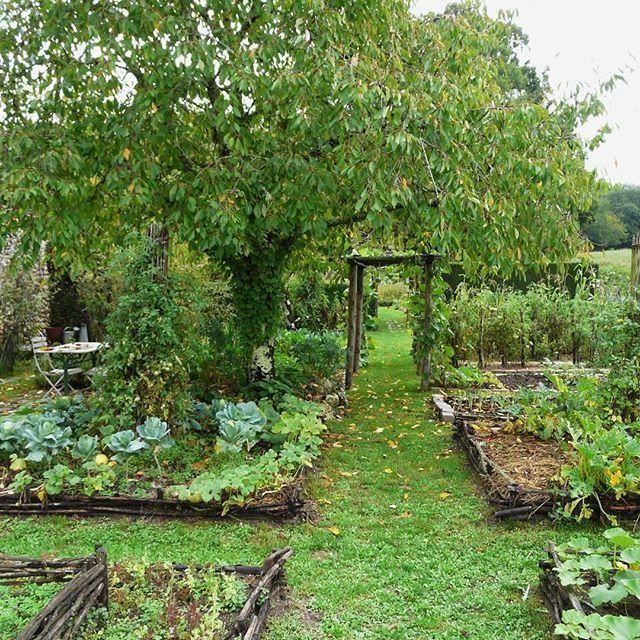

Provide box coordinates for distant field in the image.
[589,248,631,277]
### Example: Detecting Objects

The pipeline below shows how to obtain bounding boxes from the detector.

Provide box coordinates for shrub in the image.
[0,237,49,374]
[378,282,409,307]
[277,329,344,384]
[286,271,345,332]
[94,239,196,429]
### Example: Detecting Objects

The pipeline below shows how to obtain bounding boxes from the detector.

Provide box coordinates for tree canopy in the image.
[0,0,605,373]
[583,185,640,248]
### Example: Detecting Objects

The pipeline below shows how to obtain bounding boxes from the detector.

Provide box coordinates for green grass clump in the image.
[589,248,631,277]
[0,308,602,639]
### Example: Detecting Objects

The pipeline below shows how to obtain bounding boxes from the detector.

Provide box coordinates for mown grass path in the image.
[0,308,595,639]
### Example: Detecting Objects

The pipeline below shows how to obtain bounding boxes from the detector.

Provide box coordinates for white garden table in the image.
[34,342,104,393]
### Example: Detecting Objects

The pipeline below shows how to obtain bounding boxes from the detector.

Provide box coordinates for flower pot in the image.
[45,327,64,344]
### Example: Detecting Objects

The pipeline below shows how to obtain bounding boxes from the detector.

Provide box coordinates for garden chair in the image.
[31,335,83,397]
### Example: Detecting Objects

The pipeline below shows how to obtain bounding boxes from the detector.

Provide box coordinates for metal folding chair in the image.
[31,335,83,397]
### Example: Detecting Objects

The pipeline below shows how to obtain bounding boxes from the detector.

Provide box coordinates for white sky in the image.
[411,0,640,186]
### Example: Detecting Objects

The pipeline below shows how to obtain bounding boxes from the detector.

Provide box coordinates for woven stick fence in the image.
[1,548,108,640]
[0,481,305,522]
[539,543,590,624]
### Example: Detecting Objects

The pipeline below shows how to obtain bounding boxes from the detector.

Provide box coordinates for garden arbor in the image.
[345,254,438,391]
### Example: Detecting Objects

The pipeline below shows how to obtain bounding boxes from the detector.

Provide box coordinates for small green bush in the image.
[276,330,344,385]
[378,282,409,307]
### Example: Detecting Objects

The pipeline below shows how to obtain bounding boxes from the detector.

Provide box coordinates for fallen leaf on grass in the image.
[328,526,341,536]
[339,471,358,477]
[374,427,384,433]
[387,440,398,449]
[383,468,393,474]
[400,512,411,518]
[438,492,451,500]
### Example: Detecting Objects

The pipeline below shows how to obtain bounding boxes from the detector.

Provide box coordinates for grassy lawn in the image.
[0,359,42,413]
[0,307,600,639]
[589,248,631,278]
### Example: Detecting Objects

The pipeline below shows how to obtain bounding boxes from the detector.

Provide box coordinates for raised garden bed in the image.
[0,478,306,521]
[2,547,293,639]
[540,533,640,639]
[1,548,109,639]
[0,393,329,524]
[436,392,640,522]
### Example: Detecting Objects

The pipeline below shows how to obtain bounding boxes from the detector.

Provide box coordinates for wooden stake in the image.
[420,260,433,390]
[345,261,358,390]
[631,233,640,300]
[353,265,365,373]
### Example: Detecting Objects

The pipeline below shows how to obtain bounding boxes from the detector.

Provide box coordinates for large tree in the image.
[0,0,602,379]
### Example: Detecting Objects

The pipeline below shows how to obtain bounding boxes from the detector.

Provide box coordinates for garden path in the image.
[0,308,596,639]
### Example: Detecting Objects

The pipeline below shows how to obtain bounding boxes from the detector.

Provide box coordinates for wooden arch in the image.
[345,254,439,391]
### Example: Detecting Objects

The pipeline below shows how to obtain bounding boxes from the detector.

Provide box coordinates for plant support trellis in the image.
[345,254,439,390]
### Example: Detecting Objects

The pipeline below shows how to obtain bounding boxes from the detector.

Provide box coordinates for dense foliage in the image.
[0,238,49,374]
[0,1,605,380]
[553,528,640,640]
[584,185,640,248]
[94,241,195,428]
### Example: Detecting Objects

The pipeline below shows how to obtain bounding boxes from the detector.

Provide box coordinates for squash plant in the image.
[553,529,640,639]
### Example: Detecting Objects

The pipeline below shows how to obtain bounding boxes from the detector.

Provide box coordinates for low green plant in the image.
[553,528,640,639]
[21,418,73,463]
[137,417,174,470]
[215,402,266,453]
[71,435,99,460]
[107,430,147,463]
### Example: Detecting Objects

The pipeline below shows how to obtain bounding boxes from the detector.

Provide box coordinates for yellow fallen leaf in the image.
[122,147,131,160]
[401,512,411,518]
[387,440,398,449]
[374,427,384,434]
[438,492,451,500]
[383,468,393,474]
[328,526,341,536]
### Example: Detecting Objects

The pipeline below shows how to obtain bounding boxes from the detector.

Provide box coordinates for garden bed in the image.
[0,548,109,639]
[0,477,307,521]
[455,417,561,519]
[0,393,329,524]
[2,547,293,639]
[434,388,640,521]
[540,533,640,638]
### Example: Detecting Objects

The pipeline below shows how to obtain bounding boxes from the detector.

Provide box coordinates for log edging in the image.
[4,547,293,640]
[0,479,306,523]
[1,548,109,640]
[539,543,589,626]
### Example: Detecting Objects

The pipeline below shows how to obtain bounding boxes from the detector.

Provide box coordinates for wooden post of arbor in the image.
[419,258,434,390]
[345,253,439,391]
[632,234,640,300]
[345,261,359,390]
[353,264,365,373]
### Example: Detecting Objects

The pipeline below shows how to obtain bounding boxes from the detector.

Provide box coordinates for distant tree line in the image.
[583,185,640,249]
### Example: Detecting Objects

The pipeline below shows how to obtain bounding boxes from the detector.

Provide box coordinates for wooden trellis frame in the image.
[345,254,439,390]
[632,233,640,300]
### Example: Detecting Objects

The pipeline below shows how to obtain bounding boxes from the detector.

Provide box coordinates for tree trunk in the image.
[226,245,288,384]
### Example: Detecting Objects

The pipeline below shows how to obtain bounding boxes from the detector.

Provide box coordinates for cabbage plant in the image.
[216,402,266,453]
[107,430,147,463]
[22,418,73,462]
[137,417,174,470]
[71,435,99,460]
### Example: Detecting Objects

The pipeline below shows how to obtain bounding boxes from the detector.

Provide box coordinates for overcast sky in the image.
[411,0,640,186]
